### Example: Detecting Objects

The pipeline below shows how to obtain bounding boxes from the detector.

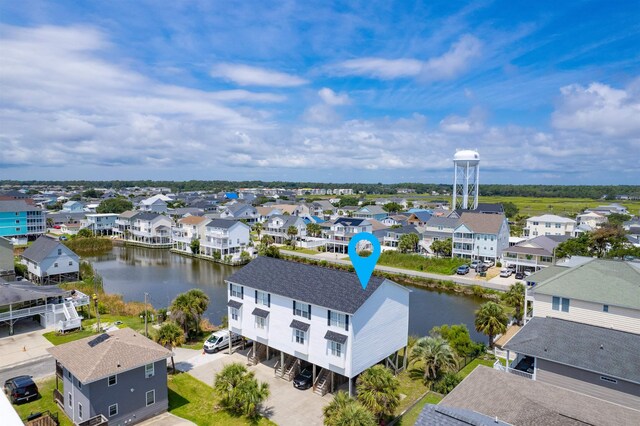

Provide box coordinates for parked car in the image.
[507,264,516,272]
[59,235,68,241]
[470,260,480,270]
[499,268,512,278]
[456,265,470,275]
[4,376,39,404]
[203,329,242,353]
[476,264,488,273]
[293,368,313,390]
[515,271,524,280]
[483,260,495,268]
[524,269,534,277]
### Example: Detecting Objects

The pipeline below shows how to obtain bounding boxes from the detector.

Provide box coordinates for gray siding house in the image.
[48,328,172,425]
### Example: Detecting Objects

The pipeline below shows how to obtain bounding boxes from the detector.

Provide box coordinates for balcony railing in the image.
[493,359,534,380]
[78,414,108,426]
[53,388,63,407]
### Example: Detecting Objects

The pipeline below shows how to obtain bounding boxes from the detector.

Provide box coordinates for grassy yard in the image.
[397,392,444,425]
[378,251,467,275]
[11,377,73,426]
[457,357,496,380]
[43,314,153,346]
[168,372,275,425]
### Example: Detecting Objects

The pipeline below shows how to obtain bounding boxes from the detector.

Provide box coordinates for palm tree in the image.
[356,365,400,422]
[330,402,376,426]
[474,301,508,348]
[214,363,269,417]
[156,321,185,374]
[323,392,375,426]
[286,225,298,249]
[306,223,322,237]
[261,235,274,246]
[503,282,526,324]
[169,289,210,338]
[253,223,263,240]
[410,336,458,381]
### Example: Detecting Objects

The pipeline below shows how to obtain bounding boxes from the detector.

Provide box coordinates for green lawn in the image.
[291,248,320,255]
[457,357,496,380]
[168,372,275,425]
[377,251,467,275]
[11,377,73,426]
[396,369,430,415]
[397,392,444,425]
[43,314,153,346]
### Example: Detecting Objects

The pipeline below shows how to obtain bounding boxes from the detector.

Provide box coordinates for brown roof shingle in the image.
[47,328,172,383]
[459,212,506,234]
[178,215,208,225]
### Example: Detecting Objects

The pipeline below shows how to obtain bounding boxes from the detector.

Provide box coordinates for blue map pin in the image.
[348,232,381,290]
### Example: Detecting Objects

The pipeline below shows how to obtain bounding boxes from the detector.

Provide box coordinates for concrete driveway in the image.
[187,349,330,426]
[138,412,196,426]
[0,321,53,370]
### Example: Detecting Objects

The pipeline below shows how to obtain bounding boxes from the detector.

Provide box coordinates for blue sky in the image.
[1,0,639,184]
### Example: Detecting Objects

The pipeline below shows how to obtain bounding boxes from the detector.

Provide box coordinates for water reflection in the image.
[86,246,484,341]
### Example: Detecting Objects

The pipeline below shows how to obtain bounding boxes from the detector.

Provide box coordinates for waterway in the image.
[86,245,486,342]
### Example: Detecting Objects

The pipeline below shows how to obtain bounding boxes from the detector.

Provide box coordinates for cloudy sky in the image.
[1,1,639,184]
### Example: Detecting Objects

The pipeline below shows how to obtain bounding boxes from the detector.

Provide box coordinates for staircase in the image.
[275,355,298,381]
[247,344,266,366]
[57,301,82,332]
[313,368,330,396]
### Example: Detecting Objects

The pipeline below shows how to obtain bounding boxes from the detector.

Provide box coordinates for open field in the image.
[364,194,640,217]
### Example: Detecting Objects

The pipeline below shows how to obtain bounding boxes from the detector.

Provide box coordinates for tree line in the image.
[4,180,639,199]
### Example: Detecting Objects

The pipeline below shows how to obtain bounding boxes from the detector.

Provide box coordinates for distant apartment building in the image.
[524,214,576,237]
[0,200,46,241]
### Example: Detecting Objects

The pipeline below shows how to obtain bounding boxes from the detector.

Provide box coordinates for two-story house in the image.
[452,212,509,262]
[378,225,419,249]
[497,259,640,410]
[324,218,373,254]
[501,235,569,273]
[128,212,173,247]
[48,328,172,425]
[200,219,251,260]
[419,216,458,255]
[113,210,138,239]
[226,257,409,396]
[219,203,259,223]
[61,201,85,213]
[576,211,608,230]
[21,236,80,284]
[171,216,209,254]
[262,215,307,245]
[523,214,576,237]
[82,213,118,235]
[138,195,170,213]
[353,205,387,221]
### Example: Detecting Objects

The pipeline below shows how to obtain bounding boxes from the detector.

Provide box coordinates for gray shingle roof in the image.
[290,319,310,332]
[334,217,367,227]
[441,366,640,426]
[47,328,171,384]
[132,211,163,221]
[0,282,66,305]
[21,236,65,263]
[226,257,393,314]
[324,330,347,344]
[504,317,640,383]
[227,300,242,309]
[206,218,241,229]
[252,307,270,318]
[415,404,512,426]
[0,200,40,212]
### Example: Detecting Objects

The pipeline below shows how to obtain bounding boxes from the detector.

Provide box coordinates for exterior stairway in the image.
[313,368,330,396]
[247,343,267,365]
[275,355,298,381]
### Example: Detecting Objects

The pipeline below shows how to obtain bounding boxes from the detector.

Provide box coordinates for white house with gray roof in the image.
[323,217,373,254]
[452,212,510,262]
[524,214,576,237]
[200,219,250,260]
[262,215,307,245]
[21,235,80,284]
[219,203,259,223]
[48,328,172,425]
[225,257,409,396]
[501,235,569,273]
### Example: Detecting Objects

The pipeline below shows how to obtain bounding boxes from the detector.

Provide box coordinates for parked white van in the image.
[203,329,242,353]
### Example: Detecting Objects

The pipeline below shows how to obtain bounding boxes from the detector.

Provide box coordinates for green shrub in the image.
[432,372,461,394]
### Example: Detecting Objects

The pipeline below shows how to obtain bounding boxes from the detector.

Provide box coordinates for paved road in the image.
[0,355,55,384]
[280,249,511,291]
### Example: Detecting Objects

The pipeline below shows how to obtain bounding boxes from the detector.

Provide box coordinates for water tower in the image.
[452,149,480,210]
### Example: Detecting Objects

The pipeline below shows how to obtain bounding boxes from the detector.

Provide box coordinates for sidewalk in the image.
[280,249,511,291]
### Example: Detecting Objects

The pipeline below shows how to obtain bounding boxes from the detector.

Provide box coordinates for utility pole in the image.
[144,292,149,337]
[93,293,100,333]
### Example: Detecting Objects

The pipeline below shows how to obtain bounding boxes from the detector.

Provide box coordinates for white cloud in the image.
[552,81,640,137]
[440,108,486,134]
[318,87,351,105]
[331,58,423,79]
[210,63,308,87]
[420,35,482,81]
[329,35,481,81]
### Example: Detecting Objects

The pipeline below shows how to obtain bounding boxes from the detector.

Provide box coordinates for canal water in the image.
[87,246,485,342]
